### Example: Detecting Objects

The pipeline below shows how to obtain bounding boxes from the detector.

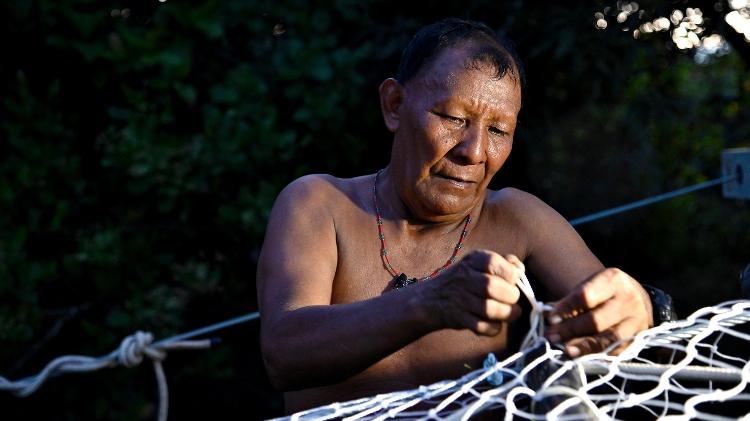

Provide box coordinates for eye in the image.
[488,126,508,136]
[432,111,465,127]
[446,115,465,125]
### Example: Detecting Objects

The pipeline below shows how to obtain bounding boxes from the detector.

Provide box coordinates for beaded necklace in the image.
[372,170,472,289]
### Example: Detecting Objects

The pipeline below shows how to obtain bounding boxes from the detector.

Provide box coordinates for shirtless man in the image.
[257,18,653,413]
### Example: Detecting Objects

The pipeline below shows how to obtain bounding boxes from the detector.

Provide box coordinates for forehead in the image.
[407,46,522,115]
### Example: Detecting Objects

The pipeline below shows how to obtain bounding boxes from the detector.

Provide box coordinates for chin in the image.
[421,195,477,220]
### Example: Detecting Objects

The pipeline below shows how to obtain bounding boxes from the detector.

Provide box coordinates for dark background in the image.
[1,0,748,419]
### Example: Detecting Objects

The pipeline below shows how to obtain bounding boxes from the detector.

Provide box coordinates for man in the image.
[256,18,653,413]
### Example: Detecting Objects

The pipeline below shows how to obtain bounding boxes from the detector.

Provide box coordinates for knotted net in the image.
[278,275,750,420]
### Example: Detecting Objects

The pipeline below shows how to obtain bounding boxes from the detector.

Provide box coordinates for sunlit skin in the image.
[381,47,520,224]
[257,43,653,414]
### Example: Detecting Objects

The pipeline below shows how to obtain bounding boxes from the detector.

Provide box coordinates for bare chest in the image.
[284,193,531,412]
[331,206,526,303]
[329,207,528,376]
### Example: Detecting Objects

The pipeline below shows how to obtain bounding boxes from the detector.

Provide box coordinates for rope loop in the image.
[117,331,166,368]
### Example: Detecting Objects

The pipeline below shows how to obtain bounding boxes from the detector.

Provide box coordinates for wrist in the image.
[408,282,444,333]
[641,284,677,326]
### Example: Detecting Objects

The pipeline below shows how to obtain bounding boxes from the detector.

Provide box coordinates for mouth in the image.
[435,173,476,187]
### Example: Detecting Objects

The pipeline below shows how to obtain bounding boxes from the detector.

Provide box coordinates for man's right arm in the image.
[256,175,437,391]
[257,175,524,391]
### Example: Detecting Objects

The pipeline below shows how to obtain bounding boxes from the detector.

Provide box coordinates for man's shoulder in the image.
[483,187,564,228]
[485,187,547,215]
[275,173,368,209]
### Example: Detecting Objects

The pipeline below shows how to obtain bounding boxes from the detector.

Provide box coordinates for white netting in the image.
[277,276,750,420]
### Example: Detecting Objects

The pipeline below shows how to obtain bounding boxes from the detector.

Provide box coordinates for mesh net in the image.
[277,287,750,420]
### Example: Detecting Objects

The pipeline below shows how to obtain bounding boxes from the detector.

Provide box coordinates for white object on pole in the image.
[722,147,749,199]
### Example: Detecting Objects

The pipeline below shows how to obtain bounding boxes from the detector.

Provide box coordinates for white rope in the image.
[515,272,554,350]
[582,360,744,382]
[274,273,750,421]
[0,330,212,421]
[0,311,259,419]
[4,273,749,420]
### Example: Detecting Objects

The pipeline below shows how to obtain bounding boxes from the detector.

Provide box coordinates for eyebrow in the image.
[432,95,518,121]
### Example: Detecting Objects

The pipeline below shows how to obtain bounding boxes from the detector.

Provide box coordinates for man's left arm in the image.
[505,189,653,356]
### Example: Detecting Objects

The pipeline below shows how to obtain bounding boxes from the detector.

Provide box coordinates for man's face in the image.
[389,45,522,221]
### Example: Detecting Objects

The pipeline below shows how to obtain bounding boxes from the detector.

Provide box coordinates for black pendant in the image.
[394,273,418,289]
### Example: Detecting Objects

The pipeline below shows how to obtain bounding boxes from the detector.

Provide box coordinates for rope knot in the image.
[483,353,504,386]
[117,331,165,368]
[517,272,554,349]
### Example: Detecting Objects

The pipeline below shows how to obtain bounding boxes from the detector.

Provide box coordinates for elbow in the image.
[261,335,295,391]
[262,323,324,391]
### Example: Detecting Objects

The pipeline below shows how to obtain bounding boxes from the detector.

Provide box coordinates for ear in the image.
[378,78,403,133]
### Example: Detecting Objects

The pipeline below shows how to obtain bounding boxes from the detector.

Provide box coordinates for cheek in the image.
[422,120,460,155]
[487,138,513,167]
[437,127,461,150]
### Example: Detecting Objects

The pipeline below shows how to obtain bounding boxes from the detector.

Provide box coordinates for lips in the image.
[436,173,476,184]
[435,173,477,187]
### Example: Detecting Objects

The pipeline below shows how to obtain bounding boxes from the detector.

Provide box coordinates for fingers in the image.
[548,268,620,324]
[458,292,522,323]
[463,250,524,284]
[560,316,642,357]
[544,268,652,357]
[478,299,522,322]
[504,254,526,273]
[454,312,503,336]
[562,329,621,358]
[545,296,624,343]
[454,303,522,336]
[485,275,521,304]
[478,298,515,320]
[444,268,520,305]
[430,250,527,333]
[429,276,519,331]
[460,250,524,302]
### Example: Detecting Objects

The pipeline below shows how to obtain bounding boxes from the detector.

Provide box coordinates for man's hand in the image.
[544,268,652,357]
[422,250,525,336]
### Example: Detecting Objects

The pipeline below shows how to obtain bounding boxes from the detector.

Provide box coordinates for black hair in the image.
[396,18,525,91]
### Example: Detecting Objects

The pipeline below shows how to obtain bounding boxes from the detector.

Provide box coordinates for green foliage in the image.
[1,0,379,418]
[519,25,750,314]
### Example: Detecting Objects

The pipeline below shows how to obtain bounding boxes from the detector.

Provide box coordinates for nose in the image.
[451,124,486,165]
